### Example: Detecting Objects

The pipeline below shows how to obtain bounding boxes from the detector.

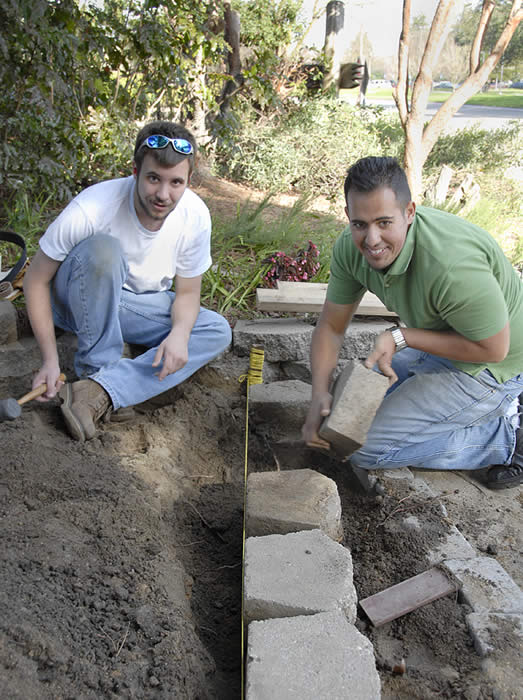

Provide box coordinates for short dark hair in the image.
[344,157,412,208]
[133,120,197,174]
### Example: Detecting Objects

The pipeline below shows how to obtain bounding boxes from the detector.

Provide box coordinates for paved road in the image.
[368,98,522,132]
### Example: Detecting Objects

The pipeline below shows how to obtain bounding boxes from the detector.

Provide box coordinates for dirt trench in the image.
[0,369,515,700]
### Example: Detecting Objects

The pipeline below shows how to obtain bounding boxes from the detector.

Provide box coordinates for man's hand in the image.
[152,333,189,381]
[364,330,398,386]
[301,391,333,450]
[32,363,65,401]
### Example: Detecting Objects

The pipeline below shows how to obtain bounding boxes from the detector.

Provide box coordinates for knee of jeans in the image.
[216,315,232,348]
[75,235,126,276]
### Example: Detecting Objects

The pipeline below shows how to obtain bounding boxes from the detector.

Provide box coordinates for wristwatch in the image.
[387,325,408,352]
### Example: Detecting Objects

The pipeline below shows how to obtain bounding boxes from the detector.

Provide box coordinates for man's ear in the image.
[344,205,350,220]
[132,161,138,178]
[405,200,416,224]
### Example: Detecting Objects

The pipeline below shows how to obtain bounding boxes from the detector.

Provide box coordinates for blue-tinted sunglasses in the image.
[140,134,194,155]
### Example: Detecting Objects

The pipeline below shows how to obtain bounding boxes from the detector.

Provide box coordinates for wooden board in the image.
[256,281,397,317]
[359,567,458,627]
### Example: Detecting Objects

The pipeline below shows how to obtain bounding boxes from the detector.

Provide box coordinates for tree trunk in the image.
[396,0,522,200]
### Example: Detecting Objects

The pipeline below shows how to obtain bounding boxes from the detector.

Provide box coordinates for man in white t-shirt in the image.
[24,121,232,441]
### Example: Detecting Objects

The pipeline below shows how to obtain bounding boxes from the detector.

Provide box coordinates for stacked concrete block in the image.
[245,469,342,541]
[319,361,389,456]
[246,610,381,700]
[340,320,391,360]
[244,529,356,624]
[233,319,313,362]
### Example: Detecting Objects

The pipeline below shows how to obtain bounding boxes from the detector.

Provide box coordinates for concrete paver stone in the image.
[246,610,381,700]
[233,319,313,362]
[443,557,523,614]
[319,361,389,457]
[466,611,523,657]
[245,469,342,540]
[244,529,356,623]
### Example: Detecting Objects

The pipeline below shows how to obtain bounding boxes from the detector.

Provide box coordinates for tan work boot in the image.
[59,379,112,442]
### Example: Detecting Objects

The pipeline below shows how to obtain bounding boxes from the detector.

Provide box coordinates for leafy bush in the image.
[215,97,404,200]
[426,121,522,173]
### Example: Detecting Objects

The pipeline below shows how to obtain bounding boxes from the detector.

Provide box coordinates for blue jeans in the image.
[351,348,523,471]
[50,235,232,409]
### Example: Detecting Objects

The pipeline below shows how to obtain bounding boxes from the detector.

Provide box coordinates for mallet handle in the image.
[18,373,66,405]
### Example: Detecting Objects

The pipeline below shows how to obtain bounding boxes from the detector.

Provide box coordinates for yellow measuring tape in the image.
[239,346,264,695]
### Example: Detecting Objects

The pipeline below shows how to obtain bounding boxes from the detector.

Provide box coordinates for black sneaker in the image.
[486,463,523,490]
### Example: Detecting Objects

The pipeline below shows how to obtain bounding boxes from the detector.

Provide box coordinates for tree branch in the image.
[410,0,454,122]
[470,1,495,74]
[422,0,523,164]
[394,0,412,125]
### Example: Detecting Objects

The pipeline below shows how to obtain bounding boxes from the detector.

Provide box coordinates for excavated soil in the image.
[0,374,518,700]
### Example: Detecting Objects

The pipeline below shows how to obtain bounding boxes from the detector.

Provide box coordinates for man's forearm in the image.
[25,281,59,365]
[402,325,509,364]
[310,324,345,395]
[170,293,200,340]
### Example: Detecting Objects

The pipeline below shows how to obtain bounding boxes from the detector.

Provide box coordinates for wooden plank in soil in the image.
[256,281,398,317]
[359,567,458,627]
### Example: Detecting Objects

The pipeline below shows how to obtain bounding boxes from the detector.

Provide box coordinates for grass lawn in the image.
[363,87,523,109]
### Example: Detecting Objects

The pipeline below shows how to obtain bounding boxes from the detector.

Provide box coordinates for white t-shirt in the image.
[39,176,212,293]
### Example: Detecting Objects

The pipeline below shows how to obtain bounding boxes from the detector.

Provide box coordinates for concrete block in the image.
[244,529,356,623]
[466,611,523,657]
[246,469,342,541]
[246,610,381,700]
[340,320,391,360]
[249,380,311,430]
[427,525,476,566]
[443,557,523,614]
[319,361,389,456]
[0,300,17,345]
[233,319,313,362]
[198,350,281,395]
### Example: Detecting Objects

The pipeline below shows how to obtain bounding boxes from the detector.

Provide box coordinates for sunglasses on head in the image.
[140,134,194,155]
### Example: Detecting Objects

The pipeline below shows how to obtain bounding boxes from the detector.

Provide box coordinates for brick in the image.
[246,469,342,541]
[244,529,356,623]
[466,611,523,657]
[246,611,381,700]
[233,319,313,362]
[319,361,389,456]
[443,557,523,614]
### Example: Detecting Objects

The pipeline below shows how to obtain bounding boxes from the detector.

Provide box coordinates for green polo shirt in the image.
[327,205,523,383]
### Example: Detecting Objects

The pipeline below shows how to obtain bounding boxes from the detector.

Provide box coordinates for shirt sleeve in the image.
[39,200,94,261]
[174,201,212,278]
[326,231,366,304]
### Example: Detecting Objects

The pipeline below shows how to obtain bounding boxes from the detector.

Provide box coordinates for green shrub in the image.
[215,98,404,200]
[426,121,522,173]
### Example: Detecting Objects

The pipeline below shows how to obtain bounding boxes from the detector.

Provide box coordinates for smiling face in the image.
[345,186,416,270]
[133,153,191,231]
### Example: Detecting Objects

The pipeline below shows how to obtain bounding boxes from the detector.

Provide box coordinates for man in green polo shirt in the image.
[302,156,523,489]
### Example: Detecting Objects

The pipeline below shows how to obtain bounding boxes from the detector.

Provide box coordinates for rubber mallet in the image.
[0,374,66,422]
